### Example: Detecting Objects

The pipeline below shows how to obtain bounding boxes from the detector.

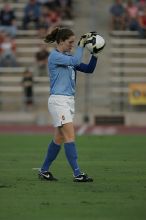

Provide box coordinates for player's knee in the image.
[54,136,64,145]
[64,132,75,143]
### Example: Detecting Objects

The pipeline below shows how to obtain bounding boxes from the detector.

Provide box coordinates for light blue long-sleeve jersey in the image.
[48,46,97,96]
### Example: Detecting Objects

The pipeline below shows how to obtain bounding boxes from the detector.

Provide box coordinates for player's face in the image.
[62,35,75,52]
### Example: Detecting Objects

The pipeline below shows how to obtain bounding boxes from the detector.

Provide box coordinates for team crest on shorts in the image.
[62,115,65,120]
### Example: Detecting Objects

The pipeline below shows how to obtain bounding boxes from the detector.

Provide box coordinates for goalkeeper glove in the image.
[78,31,97,47]
[78,34,88,47]
[78,32,93,47]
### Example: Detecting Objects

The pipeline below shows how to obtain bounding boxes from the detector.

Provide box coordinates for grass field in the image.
[0,134,146,220]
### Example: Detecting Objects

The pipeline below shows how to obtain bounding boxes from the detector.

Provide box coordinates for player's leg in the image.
[59,123,93,182]
[54,127,64,145]
[59,122,80,176]
[39,128,63,181]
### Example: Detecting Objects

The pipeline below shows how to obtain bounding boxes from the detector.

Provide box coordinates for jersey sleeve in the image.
[51,47,84,66]
[76,55,97,73]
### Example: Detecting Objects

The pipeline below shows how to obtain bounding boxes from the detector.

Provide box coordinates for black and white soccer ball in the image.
[85,32,105,54]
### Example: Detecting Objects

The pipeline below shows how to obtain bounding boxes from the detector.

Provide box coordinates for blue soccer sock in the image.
[64,142,81,177]
[41,140,61,172]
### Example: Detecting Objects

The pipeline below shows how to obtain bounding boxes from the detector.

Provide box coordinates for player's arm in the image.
[51,34,90,66]
[76,55,97,74]
[52,47,84,66]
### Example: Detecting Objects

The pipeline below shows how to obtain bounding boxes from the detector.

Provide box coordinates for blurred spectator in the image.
[42,0,58,8]
[22,0,41,30]
[37,0,57,8]
[35,43,49,76]
[47,7,61,26]
[22,69,34,110]
[38,5,51,30]
[56,0,73,19]
[0,3,17,37]
[38,5,61,32]
[0,32,17,67]
[37,0,50,6]
[37,3,62,38]
[110,0,126,30]
[125,0,139,31]
[36,0,73,37]
[138,6,146,37]
[137,0,146,12]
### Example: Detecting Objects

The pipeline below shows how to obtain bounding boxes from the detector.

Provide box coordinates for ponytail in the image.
[44,27,74,44]
[44,27,60,43]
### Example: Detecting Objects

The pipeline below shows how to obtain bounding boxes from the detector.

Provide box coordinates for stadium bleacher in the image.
[0,0,146,126]
[110,30,146,114]
[0,0,74,117]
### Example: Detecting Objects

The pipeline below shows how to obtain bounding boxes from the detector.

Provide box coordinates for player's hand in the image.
[78,34,88,47]
[78,31,97,47]
[78,32,95,47]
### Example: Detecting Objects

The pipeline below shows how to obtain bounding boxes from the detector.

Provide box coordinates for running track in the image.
[0,124,146,135]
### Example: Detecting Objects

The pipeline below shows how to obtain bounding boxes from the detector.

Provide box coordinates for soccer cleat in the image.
[73,173,93,182]
[38,171,58,181]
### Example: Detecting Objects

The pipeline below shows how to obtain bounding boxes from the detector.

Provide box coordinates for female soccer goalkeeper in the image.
[39,27,97,182]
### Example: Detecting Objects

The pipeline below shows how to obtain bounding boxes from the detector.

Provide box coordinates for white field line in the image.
[32,168,40,171]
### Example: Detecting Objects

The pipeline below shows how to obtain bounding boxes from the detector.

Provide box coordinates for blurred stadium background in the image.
[0,0,146,134]
[0,2,146,220]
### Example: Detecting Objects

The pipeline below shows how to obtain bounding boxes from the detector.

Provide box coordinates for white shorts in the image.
[48,95,75,127]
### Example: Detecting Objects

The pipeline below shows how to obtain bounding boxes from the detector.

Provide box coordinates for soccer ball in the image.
[85,33,105,54]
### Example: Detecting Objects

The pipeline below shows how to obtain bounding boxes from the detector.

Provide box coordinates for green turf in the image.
[0,135,146,220]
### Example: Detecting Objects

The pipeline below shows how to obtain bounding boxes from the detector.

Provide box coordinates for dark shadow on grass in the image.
[0,184,13,188]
